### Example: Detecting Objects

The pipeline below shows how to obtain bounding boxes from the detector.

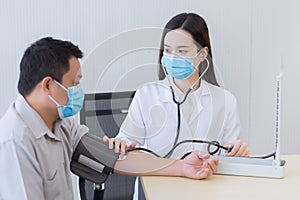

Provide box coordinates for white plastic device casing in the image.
[211,155,286,178]
[211,73,286,179]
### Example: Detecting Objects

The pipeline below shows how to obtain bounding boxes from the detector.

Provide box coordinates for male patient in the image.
[0,37,218,199]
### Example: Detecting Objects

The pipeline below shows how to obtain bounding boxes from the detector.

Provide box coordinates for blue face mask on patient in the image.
[48,80,84,119]
[161,52,196,80]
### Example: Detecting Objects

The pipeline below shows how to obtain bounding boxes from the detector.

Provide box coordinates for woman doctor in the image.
[116,12,250,158]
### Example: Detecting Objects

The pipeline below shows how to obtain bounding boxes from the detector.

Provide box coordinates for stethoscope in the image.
[127,57,233,159]
[161,57,231,158]
[126,57,276,159]
[158,57,274,159]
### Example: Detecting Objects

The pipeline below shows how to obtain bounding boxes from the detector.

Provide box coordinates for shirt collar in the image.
[15,94,61,141]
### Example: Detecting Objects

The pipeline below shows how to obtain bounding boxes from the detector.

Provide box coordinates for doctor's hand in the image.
[180,152,218,179]
[103,136,137,158]
[225,139,250,157]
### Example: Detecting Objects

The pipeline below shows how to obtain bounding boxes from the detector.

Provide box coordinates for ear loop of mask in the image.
[48,95,60,106]
[47,80,68,106]
[54,80,68,92]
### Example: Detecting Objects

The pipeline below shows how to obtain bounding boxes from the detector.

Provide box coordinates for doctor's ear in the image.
[198,47,209,61]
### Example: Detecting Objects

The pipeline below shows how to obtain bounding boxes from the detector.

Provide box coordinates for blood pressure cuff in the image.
[70,134,119,184]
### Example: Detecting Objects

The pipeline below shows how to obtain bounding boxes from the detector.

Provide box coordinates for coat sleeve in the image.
[116,89,147,146]
[221,93,241,145]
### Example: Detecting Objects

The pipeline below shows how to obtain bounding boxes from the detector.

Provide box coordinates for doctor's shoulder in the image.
[204,81,238,107]
[134,80,169,98]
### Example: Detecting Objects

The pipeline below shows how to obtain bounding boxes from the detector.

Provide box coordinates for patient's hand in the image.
[181,152,219,179]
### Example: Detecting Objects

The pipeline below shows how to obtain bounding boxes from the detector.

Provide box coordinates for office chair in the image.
[79,91,137,200]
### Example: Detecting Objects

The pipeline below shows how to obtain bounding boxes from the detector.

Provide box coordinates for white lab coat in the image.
[117,78,241,158]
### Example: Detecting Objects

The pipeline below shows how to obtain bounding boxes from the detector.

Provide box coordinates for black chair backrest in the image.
[79,91,136,200]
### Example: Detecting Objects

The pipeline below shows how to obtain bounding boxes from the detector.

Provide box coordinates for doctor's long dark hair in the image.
[158,13,219,87]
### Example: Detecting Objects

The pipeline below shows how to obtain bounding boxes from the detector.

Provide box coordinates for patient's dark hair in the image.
[18,37,83,96]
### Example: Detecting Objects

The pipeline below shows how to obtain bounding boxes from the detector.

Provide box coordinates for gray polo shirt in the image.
[0,94,89,200]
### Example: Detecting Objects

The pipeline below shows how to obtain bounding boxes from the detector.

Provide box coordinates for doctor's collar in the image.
[159,78,209,103]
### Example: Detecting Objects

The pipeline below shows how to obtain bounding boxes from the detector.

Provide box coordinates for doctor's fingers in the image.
[235,142,250,157]
[102,135,110,142]
[128,141,138,149]
[103,137,125,154]
[228,141,249,157]
[226,140,242,156]
[102,136,115,149]
[110,138,126,154]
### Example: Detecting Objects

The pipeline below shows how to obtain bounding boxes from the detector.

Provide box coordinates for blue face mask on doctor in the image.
[161,52,198,80]
[48,80,84,119]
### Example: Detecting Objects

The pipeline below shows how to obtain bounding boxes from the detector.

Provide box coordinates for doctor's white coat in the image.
[117,79,241,158]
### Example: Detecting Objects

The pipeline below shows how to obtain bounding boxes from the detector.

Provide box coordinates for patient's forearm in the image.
[114,151,182,176]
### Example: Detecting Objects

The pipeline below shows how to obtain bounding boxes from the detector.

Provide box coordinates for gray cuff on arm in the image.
[70,134,119,184]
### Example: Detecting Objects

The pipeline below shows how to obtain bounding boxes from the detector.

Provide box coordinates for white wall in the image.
[0,0,299,156]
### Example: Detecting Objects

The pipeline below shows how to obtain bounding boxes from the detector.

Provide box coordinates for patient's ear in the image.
[41,76,53,94]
